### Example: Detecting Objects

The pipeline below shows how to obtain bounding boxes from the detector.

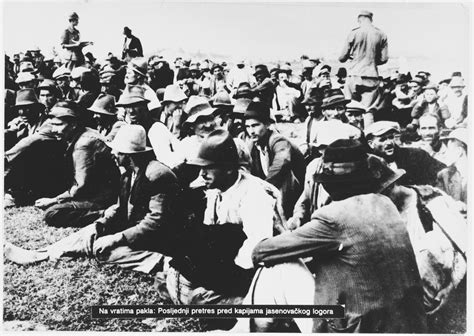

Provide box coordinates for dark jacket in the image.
[249,129,306,218]
[411,100,450,123]
[97,158,179,251]
[122,35,143,59]
[251,77,275,108]
[253,193,427,333]
[392,146,446,186]
[56,127,120,206]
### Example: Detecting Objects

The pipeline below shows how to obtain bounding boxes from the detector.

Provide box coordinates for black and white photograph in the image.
[2,0,471,333]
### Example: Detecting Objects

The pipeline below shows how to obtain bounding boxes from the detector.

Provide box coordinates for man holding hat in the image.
[245,101,306,218]
[6,124,179,276]
[339,10,388,111]
[122,26,143,60]
[165,129,285,304]
[365,120,446,186]
[251,139,427,333]
[33,101,120,228]
[124,57,161,115]
[437,128,468,203]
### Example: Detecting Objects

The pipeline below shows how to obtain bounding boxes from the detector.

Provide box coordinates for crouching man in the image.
[6,125,179,274]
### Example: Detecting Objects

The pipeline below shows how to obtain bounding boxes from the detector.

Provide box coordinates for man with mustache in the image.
[365,121,446,186]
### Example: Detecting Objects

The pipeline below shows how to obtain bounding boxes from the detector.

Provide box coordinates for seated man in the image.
[245,101,306,218]
[365,121,446,186]
[410,114,449,164]
[247,139,427,333]
[34,101,121,227]
[410,85,450,128]
[166,129,286,305]
[6,125,179,275]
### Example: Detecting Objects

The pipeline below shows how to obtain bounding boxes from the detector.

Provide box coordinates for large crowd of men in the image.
[4,9,468,333]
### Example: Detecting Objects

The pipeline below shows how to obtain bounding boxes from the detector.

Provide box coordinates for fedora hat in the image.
[233,98,252,116]
[53,66,71,80]
[253,64,269,77]
[188,129,239,167]
[128,57,148,77]
[312,120,361,148]
[15,72,37,84]
[211,90,233,107]
[346,100,367,114]
[244,101,274,124]
[116,85,150,107]
[448,77,465,88]
[184,96,217,124]
[233,82,254,99]
[161,84,188,104]
[368,155,406,193]
[88,93,117,115]
[107,124,152,154]
[71,66,90,80]
[14,89,44,110]
[321,89,350,109]
[37,79,58,91]
[49,101,80,119]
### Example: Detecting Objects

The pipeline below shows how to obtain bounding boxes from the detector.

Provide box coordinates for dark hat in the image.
[88,93,117,115]
[116,85,150,107]
[321,89,350,109]
[314,139,372,184]
[417,71,431,77]
[451,71,462,77]
[211,63,223,73]
[253,64,269,77]
[439,78,451,85]
[188,129,239,167]
[395,73,409,84]
[84,52,96,63]
[244,101,274,123]
[422,84,438,92]
[123,26,131,34]
[358,10,373,19]
[233,82,254,99]
[368,155,406,193]
[14,89,44,110]
[69,12,79,21]
[49,101,80,119]
[336,67,347,78]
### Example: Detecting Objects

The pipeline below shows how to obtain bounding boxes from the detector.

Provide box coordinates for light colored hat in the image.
[302,59,315,69]
[184,96,217,124]
[211,90,233,107]
[15,72,36,84]
[116,85,150,107]
[364,121,401,138]
[449,77,465,88]
[52,66,71,79]
[312,63,331,77]
[19,63,36,73]
[346,100,367,114]
[107,124,152,154]
[71,66,90,80]
[313,120,361,148]
[161,84,188,104]
[441,127,467,146]
[128,57,148,77]
[88,93,117,115]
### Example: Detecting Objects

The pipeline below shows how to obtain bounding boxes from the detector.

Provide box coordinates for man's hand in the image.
[35,197,57,209]
[429,283,455,314]
[93,233,124,260]
[287,216,302,231]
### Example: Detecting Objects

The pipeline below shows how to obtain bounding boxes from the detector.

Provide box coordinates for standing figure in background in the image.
[60,12,92,70]
[122,26,143,60]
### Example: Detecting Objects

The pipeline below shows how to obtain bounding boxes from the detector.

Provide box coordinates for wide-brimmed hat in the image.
[233,82,253,99]
[14,89,44,109]
[107,124,152,154]
[37,79,58,91]
[116,85,150,107]
[441,127,468,146]
[314,139,373,184]
[449,77,465,88]
[312,120,361,148]
[127,57,148,77]
[161,84,188,104]
[188,129,239,167]
[49,101,80,119]
[364,121,401,138]
[184,96,217,124]
[321,89,350,109]
[243,101,274,124]
[211,90,233,107]
[88,93,117,115]
[368,155,406,193]
[15,72,37,84]
[233,98,252,116]
[53,66,71,80]
[253,64,269,77]
[346,100,367,114]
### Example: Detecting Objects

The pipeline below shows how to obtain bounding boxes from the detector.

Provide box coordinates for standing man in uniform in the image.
[339,10,388,127]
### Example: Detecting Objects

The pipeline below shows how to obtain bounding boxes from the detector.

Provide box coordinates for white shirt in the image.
[148,122,181,168]
[203,171,283,269]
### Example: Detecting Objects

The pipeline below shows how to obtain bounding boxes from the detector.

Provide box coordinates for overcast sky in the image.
[2,0,471,81]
